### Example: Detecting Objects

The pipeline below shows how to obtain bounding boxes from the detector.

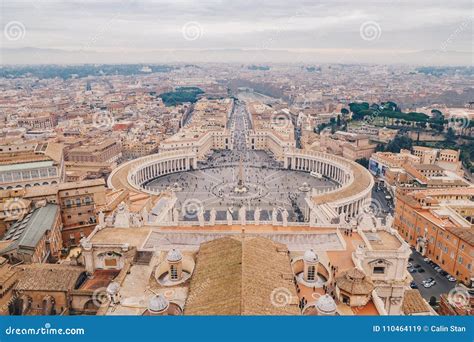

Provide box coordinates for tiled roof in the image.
[335,268,374,295]
[184,236,299,315]
[402,289,430,314]
[16,264,84,292]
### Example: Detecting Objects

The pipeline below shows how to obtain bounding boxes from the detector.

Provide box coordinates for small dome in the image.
[316,294,337,315]
[106,282,120,295]
[304,249,318,263]
[148,294,169,313]
[166,248,182,262]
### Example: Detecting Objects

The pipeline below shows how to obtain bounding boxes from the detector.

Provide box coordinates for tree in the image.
[341,108,349,115]
[355,158,369,169]
[385,135,413,153]
[446,127,456,142]
[336,115,341,126]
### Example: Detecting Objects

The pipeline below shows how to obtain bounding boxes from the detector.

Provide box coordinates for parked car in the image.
[434,266,441,272]
[417,268,425,273]
[407,262,413,268]
[447,276,456,282]
[414,264,422,268]
[422,277,434,284]
[423,280,436,288]
[440,270,448,276]
[423,257,431,262]
[410,281,418,289]
[408,267,417,273]
[409,257,414,262]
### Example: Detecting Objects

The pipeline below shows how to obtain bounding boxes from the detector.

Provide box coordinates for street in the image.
[409,248,456,301]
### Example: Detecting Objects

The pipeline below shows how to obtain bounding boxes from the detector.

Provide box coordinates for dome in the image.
[335,268,374,295]
[303,249,318,263]
[106,282,120,295]
[166,248,182,262]
[316,294,337,315]
[148,294,169,313]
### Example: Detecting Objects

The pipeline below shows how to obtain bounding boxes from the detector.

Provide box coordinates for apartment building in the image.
[0,179,107,247]
[320,131,377,161]
[0,142,65,190]
[394,188,473,285]
[67,138,122,163]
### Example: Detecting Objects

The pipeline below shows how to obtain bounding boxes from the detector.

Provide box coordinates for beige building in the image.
[0,142,65,190]
[10,264,85,315]
[0,204,62,264]
[0,179,107,247]
[320,131,377,161]
[68,138,122,163]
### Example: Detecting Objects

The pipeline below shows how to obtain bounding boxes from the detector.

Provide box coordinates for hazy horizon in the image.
[1,0,473,65]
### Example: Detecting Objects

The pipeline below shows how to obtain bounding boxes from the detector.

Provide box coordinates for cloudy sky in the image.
[1,0,472,64]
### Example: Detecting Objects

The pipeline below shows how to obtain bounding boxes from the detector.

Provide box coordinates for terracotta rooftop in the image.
[335,268,374,295]
[15,264,84,292]
[184,236,299,315]
[402,289,430,314]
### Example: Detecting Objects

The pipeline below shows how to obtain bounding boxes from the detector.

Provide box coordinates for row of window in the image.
[63,197,93,207]
[0,167,58,182]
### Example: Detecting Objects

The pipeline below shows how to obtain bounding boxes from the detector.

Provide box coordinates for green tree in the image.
[446,127,456,142]
[385,135,413,153]
[355,158,369,169]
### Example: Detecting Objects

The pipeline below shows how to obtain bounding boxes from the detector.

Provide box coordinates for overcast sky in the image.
[1,0,472,64]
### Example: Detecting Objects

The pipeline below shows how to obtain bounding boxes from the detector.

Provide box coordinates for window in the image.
[104,258,117,267]
[373,266,385,274]
[170,265,178,280]
[307,265,316,281]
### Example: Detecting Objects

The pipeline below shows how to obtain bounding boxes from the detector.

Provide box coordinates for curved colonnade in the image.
[284,149,373,219]
[108,148,373,220]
